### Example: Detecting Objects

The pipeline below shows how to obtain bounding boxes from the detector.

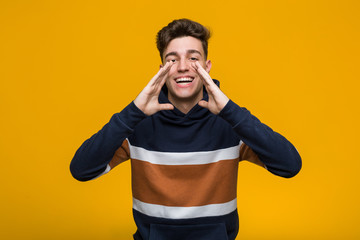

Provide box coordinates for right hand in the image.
[134,61,175,116]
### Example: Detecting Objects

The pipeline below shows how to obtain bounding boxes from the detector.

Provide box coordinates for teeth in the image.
[176,77,194,83]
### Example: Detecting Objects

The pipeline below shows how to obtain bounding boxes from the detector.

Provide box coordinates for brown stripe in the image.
[131,159,238,207]
[109,139,130,169]
[240,143,265,168]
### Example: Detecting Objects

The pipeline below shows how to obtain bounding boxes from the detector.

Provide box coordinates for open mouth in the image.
[175,77,195,86]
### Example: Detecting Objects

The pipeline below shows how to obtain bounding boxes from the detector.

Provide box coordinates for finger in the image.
[153,61,174,85]
[193,61,213,86]
[149,61,173,85]
[149,63,173,96]
[198,100,209,109]
[194,61,211,81]
[159,61,174,76]
[158,62,174,86]
[158,103,174,111]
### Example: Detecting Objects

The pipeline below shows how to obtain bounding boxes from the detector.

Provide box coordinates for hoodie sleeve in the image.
[218,100,302,178]
[70,101,147,181]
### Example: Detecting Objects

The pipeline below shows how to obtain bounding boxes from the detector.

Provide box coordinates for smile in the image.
[175,76,194,85]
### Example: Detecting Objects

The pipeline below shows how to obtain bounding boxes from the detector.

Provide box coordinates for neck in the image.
[168,92,203,114]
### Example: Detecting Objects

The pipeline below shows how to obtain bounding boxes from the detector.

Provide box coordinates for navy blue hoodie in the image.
[70,80,302,240]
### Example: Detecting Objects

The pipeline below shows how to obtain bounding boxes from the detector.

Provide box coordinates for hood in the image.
[157,79,220,121]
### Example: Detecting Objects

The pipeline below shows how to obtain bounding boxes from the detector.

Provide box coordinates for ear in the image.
[205,60,212,73]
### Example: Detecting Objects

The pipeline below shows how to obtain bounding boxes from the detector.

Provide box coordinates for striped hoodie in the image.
[70,80,302,240]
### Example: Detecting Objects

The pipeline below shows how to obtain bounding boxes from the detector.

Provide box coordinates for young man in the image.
[70,19,302,240]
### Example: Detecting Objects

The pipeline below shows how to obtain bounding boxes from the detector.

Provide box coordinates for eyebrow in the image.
[164,49,202,59]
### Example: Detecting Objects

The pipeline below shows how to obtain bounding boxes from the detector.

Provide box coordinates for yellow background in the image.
[1,0,359,239]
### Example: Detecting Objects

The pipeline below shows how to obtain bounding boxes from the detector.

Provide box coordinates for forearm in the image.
[219,100,302,178]
[70,101,147,181]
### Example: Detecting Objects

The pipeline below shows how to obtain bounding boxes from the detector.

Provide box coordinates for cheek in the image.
[168,67,177,77]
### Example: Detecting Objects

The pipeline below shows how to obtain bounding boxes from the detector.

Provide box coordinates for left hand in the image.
[191,61,229,115]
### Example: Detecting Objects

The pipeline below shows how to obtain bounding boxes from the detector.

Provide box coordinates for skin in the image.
[134,36,229,115]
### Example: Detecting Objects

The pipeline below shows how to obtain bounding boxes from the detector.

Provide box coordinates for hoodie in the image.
[70,80,302,240]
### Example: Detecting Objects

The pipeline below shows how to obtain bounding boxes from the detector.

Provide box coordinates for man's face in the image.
[162,36,211,105]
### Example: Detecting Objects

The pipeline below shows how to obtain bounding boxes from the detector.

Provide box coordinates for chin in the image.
[166,81,203,103]
[170,90,203,103]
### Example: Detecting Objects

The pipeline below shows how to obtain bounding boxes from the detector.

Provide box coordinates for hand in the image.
[134,61,175,116]
[191,61,229,115]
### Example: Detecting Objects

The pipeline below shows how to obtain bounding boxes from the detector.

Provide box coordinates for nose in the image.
[177,59,189,72]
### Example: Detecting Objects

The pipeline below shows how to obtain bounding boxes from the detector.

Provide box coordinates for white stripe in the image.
[128,143,241,165]
[133,198,237,219]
